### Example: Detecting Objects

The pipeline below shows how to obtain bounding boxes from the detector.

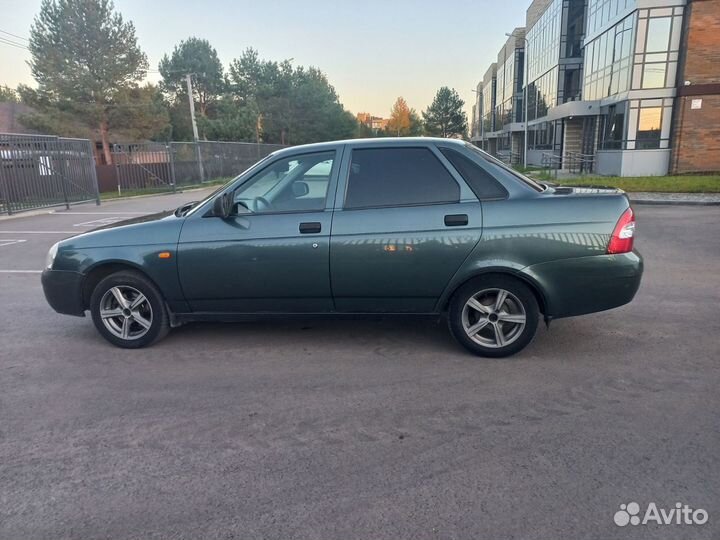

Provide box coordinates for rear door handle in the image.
[444,214,468,227]
[299,222,321,234]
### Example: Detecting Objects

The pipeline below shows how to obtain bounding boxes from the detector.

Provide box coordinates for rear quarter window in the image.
[439,147,508,200]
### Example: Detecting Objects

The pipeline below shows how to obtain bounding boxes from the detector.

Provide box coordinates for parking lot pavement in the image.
[1,196,719,539]
[0,188,217,270]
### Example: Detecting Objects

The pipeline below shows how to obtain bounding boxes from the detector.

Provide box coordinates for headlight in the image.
[45,242,59,269]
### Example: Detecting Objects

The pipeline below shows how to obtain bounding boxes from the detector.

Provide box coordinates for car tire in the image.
[90,270,170,349]
[448,275,539,358]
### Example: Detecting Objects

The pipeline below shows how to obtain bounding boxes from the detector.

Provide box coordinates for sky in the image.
[0,0,527,119]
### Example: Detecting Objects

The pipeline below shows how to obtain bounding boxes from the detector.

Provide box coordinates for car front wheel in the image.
[448,275,539,357]
[90,270,170,349]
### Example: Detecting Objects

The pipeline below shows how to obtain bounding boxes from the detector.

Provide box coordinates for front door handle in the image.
[299,222,321,234]
[444,214,468,227]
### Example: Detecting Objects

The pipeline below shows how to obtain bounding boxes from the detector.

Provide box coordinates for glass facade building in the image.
[586,1,685,155]
[472,32,525,162]
[495,39,525,127]
[482,69,497,134]
[524,0,585,158]
[473,0,689,176]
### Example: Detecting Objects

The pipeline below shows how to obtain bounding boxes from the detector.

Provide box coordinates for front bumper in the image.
[523,250,643,319]
[41,269,86,317]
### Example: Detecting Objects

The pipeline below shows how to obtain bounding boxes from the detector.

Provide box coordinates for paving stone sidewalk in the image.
[628,192,720,205]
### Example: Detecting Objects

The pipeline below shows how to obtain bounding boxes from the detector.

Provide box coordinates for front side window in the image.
[233,151,334,213]
[344,148,460,209]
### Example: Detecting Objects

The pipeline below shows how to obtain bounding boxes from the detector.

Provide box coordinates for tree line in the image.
[3,0,468,164]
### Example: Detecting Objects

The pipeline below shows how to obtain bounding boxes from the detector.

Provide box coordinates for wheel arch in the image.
[439,268,549,316]
[81,261,162,310]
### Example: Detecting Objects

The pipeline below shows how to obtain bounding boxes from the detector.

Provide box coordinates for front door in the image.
[178,149,340,313]
[330,145,482,313]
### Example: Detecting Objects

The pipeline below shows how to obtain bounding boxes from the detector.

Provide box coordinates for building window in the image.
[587,0,636,35]
[529,121,556,150]
[582,13,635,100]
[642,63,667,89]
[632,9,683,91]
[645,17,671,52]
[601,104,625,149]
[635,107,662,149]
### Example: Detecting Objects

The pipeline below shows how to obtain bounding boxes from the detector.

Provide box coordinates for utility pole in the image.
[523,37,529,169]
[185,73,205,183]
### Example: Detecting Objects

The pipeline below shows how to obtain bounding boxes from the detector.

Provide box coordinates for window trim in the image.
[229,149,339,216]
[464,143,545,192]
[341,146,462,211]
[438,146,509,201]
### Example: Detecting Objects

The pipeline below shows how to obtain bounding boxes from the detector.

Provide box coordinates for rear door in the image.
[329,143,483,313]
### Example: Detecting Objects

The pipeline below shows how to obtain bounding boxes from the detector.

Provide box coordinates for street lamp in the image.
[470,87,484,142]
[506,32,529,168]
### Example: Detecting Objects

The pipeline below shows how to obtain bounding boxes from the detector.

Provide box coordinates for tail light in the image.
[607,207,635,254]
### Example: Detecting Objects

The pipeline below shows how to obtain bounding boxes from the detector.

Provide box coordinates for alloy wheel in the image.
[461,288,527,348]
[99,285,153,340]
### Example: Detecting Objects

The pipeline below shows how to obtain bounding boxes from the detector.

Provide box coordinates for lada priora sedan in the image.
[43,138,642,357]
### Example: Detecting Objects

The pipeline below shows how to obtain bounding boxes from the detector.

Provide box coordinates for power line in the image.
[0,37,29,50]
[0,28,29,42]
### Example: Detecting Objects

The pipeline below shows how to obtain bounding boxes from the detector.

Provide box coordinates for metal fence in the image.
[109,141,286,196]
[0,133,100,215]
[496,149,521,167]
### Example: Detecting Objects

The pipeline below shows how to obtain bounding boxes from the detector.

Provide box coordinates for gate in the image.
[0,133,100,215]
[110,141,286,196]
[111,143,176,195]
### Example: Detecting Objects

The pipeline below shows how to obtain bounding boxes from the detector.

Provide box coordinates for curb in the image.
[630,199,720,206]
[0,186,219,222]
[100,185,217,202]
[0,207,62,222]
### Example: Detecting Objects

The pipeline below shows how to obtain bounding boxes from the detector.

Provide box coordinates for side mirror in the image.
[292,181,309,197]
[212,192,233,219]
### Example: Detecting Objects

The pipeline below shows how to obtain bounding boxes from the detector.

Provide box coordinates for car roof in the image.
[270,137,466,157]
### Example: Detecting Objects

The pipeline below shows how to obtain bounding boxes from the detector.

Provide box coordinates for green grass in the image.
[554,175,720,193]
[512,165,545,174]
[99,178,229,200]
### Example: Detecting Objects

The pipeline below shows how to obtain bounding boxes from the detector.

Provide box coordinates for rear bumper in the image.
[41,269,86,317]
[523,250,643,319]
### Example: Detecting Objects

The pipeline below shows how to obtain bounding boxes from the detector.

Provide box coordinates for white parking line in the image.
[73,217,126,227]
[0,270,42,273]
[54,211,146,215]
[0,239,27,247]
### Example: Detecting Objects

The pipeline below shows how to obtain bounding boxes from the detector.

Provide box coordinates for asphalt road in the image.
[1,192,719,540]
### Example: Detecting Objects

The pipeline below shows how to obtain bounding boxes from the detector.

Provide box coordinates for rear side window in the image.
[345,148,460,209]
[439,147,508,200]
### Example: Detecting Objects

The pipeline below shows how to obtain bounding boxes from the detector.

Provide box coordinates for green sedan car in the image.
[42,138,642,357]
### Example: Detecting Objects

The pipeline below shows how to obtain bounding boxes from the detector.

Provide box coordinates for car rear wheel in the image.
[90,270,170,349]
[448,276,539,357]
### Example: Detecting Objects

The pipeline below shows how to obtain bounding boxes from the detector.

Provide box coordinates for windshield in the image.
[465,143,545,192]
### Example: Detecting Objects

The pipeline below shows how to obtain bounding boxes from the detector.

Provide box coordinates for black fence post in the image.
[56,138,71,211]
[113,144,122,197]
[0,165,10,215]
[167,143,177,193]
[88,140,101,206]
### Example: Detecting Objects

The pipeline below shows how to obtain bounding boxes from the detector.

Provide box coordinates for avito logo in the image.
[614,502,709,527]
